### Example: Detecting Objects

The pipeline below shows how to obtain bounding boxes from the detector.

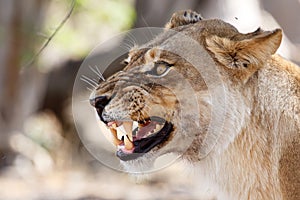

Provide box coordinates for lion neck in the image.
[190,55,299,199]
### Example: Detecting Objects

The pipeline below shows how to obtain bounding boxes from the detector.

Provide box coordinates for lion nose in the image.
[89,95,110,108]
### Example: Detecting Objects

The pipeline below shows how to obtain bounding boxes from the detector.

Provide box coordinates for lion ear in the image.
[205,29,282,69]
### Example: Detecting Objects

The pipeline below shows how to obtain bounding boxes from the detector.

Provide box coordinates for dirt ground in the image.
[0,160,215,200]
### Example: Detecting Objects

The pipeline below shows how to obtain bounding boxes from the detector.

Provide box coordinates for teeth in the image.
[122,121,133,141]
[109,128,122,146]
[124,135,134,150]
[109,121,135,150]
[133,121,138,133]
[112,123,117,129]
[155,124,162,131]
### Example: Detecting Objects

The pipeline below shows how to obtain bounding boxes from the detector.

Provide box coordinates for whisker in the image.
[80,99,91,103]
[125,39,135,47]
[122,38,135,50]
[127,32,138,47]
[80,79,96,88]
[120,41,133,51]
[80,77,95,88]
[93,78,99,83]
[89,65,105,82]
[94,65,105,81]
[86,87,93,92]
[142,15,155,38]
[120,45,129,52]
[89,65,101,78]
[141,15,155,42]
[80,75,98,88]
[82,75,98,85]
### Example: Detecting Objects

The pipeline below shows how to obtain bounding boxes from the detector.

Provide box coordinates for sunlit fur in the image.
[93,10,300,200]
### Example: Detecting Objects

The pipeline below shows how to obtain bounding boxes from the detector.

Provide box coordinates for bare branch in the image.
[22,0,76,68]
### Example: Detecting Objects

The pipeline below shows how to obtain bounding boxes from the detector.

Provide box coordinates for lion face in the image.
[89,15,282,171]
[90,43,210,166]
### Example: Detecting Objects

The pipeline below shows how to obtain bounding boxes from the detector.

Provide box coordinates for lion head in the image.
[89,10,282,172]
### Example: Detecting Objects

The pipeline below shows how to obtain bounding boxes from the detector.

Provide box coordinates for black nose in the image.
[90,95,110,123]
[89,95,110,108]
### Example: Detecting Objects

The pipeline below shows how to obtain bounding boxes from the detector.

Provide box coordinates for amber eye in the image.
[147,61,173,76]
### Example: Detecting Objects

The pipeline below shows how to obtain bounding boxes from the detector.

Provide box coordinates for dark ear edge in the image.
[205,28,282,69]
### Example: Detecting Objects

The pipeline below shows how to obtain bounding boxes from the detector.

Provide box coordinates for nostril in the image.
[89,95,110,108]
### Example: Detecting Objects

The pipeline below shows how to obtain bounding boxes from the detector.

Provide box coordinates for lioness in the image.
[89,10,300,199]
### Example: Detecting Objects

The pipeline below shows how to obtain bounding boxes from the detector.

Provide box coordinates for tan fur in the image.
[92,10,300,199]
[165,10,202,29]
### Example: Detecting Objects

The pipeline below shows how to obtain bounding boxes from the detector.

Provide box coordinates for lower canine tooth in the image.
[123,121,133,141]
[124,135,134,150]
[155,124,161,130]
[110,128,122,146]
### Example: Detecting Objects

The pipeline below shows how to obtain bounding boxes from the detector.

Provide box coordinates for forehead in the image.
[124,19,240,69]
[124,26,202,68]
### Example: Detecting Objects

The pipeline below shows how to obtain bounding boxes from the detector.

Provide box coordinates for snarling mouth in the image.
[105,117,173,161]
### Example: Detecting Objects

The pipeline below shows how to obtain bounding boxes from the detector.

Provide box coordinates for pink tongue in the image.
[136,121,158,139]
[121,147,134,154]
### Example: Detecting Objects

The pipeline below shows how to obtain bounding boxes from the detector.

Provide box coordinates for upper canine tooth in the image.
[112,123,117,129]
[109,128,122,146]
[133,121,138,131]
[155,124,160,130]
[123,121,133,141]
[124,135,134,150]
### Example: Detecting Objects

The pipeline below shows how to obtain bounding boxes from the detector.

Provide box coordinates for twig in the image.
[22,0,76,68]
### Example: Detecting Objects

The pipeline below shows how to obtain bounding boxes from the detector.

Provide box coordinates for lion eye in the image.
[156,64,168,75]
[147,61,172,76]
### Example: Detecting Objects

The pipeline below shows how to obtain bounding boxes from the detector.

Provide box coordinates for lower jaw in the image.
[116,121,173,161]
[116,150,144,161]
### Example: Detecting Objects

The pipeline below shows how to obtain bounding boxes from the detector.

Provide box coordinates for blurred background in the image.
[0,0,299,199]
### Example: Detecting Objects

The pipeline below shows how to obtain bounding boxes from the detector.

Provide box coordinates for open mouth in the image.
[105,116,173,161]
